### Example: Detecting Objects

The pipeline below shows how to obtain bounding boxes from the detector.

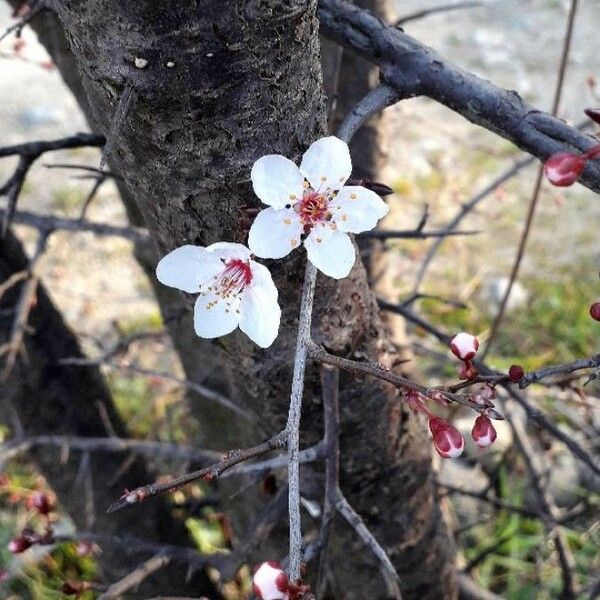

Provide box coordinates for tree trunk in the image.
[0,231,219,597]
[16,1,458,597]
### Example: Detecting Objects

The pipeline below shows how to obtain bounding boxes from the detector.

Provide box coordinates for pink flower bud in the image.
[543,152,587,187]
[8,536,32,554]
[508,364,524,382]
[27,491,54,515]
[450,332,479,361]
[584,107,600,126]
[471,414,497,448]
[589,302,600,322]
[252,561,289,600]
[428,417,465,459]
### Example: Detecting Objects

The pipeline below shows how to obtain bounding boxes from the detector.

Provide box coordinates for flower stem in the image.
[286,260,317,581]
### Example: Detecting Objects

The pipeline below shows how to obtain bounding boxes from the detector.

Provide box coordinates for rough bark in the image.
[0,231,218,597]
[12,1,457,597]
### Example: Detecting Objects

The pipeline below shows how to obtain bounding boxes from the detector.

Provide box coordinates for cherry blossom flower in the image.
[248,136,389,279]
[428,416,465,458]
[156,242,281,348]
[253,561,289,600]
[471,414,497,448]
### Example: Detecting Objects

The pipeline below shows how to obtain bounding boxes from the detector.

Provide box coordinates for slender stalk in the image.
[286,261,318,580]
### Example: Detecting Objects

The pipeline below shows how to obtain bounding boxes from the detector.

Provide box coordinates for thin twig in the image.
[334,489,402,598]
[394,1,483,26]
[359,228,479,240]
[504,400,578,598]
[98,554,171,600]
[1,230,50,378]
[307,340,489,414]
[336,83,400,142]
[0,133,105,237]
[413,155,535,292]
[483,0,579,359]
[315,366,339,599]
[106,431,287,513]
[0,0,47,43]
[0,206,149,242]
[286,261,318,580]
[59,357,252,421]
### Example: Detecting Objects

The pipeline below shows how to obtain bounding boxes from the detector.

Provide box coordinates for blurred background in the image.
[1,1,599,598]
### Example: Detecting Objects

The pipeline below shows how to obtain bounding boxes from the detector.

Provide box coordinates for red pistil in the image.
[295,190,330,228]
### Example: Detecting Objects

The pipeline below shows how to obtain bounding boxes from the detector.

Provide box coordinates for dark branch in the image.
[318,0,600,194]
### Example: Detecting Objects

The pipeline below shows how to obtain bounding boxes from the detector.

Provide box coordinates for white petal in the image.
[239,261,281,348]
[248,207,303,259]
[304,224,355,279]
[193,290,240,339]
[156,245,223,293]
[331,186,389,233]
[251,155,305,209]
[206,241,251,262]
[300,136,352,191]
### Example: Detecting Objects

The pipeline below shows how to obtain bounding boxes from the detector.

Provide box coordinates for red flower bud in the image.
[8,536,32,554]
[252,561,289,600]
[27,491,54,515]
[428,417,465,459]
[450,332,479,361]
[508,364,525,382]
[543,152,587,187]
[471,414,497,448]
[589,302,600,322]
[584,108,600,126]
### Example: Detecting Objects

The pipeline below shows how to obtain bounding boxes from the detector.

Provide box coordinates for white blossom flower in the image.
[156,242,280,348]
[252,562,289,600]
[248,136,389,279]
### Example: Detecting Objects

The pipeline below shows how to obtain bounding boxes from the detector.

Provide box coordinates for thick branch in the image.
[318,0,600,194]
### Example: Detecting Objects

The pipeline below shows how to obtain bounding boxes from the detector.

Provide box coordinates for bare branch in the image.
[106,431,287,513]
[59,357,252,421]
[0,0,48,43]
[318,0,600,194]
[0,206,149,242]
[0,133,105,236]
[334,489,401,598]
[482,0,580,359]
[359,228,479,240]
[286,261,318,580]
[394,1,483,27]
[1,231,50,378]
[98,554,171,600]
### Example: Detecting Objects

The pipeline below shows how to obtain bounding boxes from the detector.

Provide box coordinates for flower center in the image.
[295,190,330,228]
[218,259,252,296]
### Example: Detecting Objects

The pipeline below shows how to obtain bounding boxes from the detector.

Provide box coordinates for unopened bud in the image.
[8,536,32,554]
[252,561,289,600]
[508,364,525,382]
[544,152,587,187]
[450,332,479,361]
[428,416,465,459]
[584,107,600,126]
[471,414,497,448]
[27,491,54,515]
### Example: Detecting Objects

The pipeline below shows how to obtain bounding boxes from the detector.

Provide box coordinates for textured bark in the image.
[13,1,457,597]
[0,231,218,598]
